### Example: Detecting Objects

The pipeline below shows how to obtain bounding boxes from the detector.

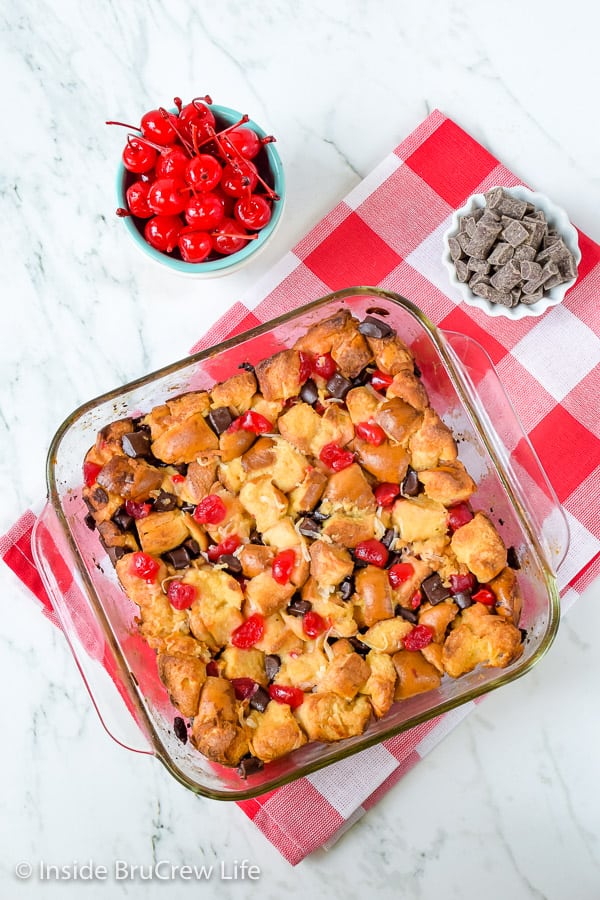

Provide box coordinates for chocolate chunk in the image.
[488,242,514,266]
[163,546,190,569]
[490,259,522,292]
[381,528,396,550]
[287,597,312,617]
[520,260,542,281]
[465,222,502,259]
[182,538,201,558]
[297,517,321,538]
[264,655,281,681]
[448,236,463,261]
[249,686,270,713]
[249,529,264,545]
[220,554,242,576]
[387,551,403,569]
[351,367,371,388]
[400,467,420,497]
[312,508,330,522]
[395,606,418,624]
[467,257,491,274]
[421,573,451,605]
[84,513,96,531]
[300,378,319,405]
[507,546,521,569]
[496,195,527,219]
[92,486,109,506]
[455,259,469,283]
[107,546,126,565]
[326,372,352,400]
[237,756,264,779]
[519,628,528,642]
[453,591,473,610]
[513,244,536,262]
[348,636,370,656]
[113,506,134,532]
[238,362,255,374]
[153,490,178,512]
[121,431,151,458]
[501,219,529,248]
[358,315,394,339]
[339,576,355,601]
[413,362,422,378]
[207,406,234,435]
[173,716,188,744]
[457,231,471,253]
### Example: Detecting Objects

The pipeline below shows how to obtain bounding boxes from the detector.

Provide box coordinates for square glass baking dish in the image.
[33,287,567,800]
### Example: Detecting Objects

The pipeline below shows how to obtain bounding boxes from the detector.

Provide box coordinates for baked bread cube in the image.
[317,641,371,700]
[255,349,304,401]
[360,650,397,717]
[409,407,457,470]
[442,603,522,677]
[157,653,206,718]
[392,650,442,699]
[450,512,507,582]
[191,677,249,766]
[294,692,372,742]
[374,398,423,445]
[309,540,354,586]
[392,496,449,542]
[418,460,476,506]
[210,370,256,413]
[249,701,307,762]
[354,566,395,627]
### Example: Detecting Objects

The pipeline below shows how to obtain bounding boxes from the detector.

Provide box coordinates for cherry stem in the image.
[158,107,194,156]
[125,132,165,154]
[192,95,213,109]
[261,135,276,145]
[195,115,250,152]
[116,208,130,217]
[213,230,259,241]
[173,96,183,113]
[106,119,141,131]
[222,134,279,200]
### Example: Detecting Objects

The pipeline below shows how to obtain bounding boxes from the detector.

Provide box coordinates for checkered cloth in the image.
[3,110,600,865]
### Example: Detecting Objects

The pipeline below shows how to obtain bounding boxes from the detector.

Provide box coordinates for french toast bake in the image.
[82,310,523,775]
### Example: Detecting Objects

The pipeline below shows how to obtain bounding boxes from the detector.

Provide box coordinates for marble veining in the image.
[1,0,600,897]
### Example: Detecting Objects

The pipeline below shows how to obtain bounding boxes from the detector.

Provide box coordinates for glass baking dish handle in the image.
[32,503,153,755]
[441,331,570,574]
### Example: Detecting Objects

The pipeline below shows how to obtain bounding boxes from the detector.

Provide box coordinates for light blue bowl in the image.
[116,104,285,276]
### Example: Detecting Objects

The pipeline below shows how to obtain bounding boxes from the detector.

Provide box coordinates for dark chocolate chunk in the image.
[381,528,396,550]
[84,513,96,531]
[182,538,201,559]
[92,486,109,506]
[326,372,353,400]
[249,686,270,713]
[400,467,420,498]
[207,406,234,435]
[237,756,264,779]
[163,546,190,570]
[107,546,126,565]
[395,606,418,624]
[264,655,281,681]
[365,306,390,317]
[339,576,355,601]
[153,490,178,513]
[413,362,422,378]
[386,551,403,569]
[249,529,264,545]
[113,506,134,532]
[297,517,321,538]
[358,315,394,339]
[121,431,151,459]
[220,554,242,576]
[351,367,371,388]
[287,597,312,617]
[507,546,521,569]
[348,636,370,656]
[421,573,451,605]
[238,362,255,373]
[453,591,473,611]
[312,508,330,522]
[300,378,319,405]
[173,716,188,744]
[519,628,528,642]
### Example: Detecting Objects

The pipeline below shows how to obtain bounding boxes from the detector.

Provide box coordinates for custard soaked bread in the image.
[83,310,523,774]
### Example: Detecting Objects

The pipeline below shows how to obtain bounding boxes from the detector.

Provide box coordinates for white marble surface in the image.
[1,1,600,896]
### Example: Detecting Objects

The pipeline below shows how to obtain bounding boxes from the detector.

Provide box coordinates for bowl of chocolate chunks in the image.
[442,186,580,319]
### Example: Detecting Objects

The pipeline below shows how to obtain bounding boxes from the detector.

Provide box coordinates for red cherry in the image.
[126,180,153,218]
[228,410,273,434]
[167,580,197,610]
[193,494,227,525]
[155,147,190,180]
[141,108,178,146]
[371,370,393,392]
[226,127,262,159]
[220,161,258,198]
[130,552,160,583]
[144,215,183,253]
[472,587,496,606]
[179,97,216,139]
[354,421,386,446]
[354,539,389,569]
[448,503,473,531]
[313,353,337,380]
[411,589,423,609]
[147,178,187,216]
[211,218,251,255]
[231,613,265,649]
[83,461,102,487]
[319,442,355,472]
[303,610,327,638]
[272,549,296,585]
[389,562,415,588]
[230,677,258,700]
[122,138,157,173]
[234,194,271,230]
[449,572,476,593]
[374,482,400,508]
[268,683,304,709]
[124,499,152,519]
[207,534,241,561]
[178,228,212,263]
[185,154,222,191]
[184,192,225,230]
[206,661,219,677]
[403,624,434,651]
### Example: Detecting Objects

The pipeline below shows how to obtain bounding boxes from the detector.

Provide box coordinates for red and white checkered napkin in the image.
[3,111,600,865]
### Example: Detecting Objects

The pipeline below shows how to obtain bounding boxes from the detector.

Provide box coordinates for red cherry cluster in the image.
[110,96,279,263]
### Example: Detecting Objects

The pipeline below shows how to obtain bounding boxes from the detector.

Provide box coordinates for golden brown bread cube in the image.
[184,568,244,646]
[151,414,218,465]
[293,309,373,378]
[275,646,329,690]
[255,349,304,402]
[238,544,276,578]
[115,555,188,649]
[288,467,328,516]
[294,692,372,742]
[389,555,432,609]
[249,701,307,762]
[96,520,139,553]
[135,510,191,556]
[277,402,321,454]
[220,646,267,685]
[489,566,523,625]
[253,613,304,656]
[392,496,449,542]
[374,398,423,445]
[418,600,459,643]
[361,649,397,717]
[96,457,163,502]
[309,540,354,586]
[354,566,395,627]
[217,457,246,494]
[204,487,253,543]
[310,405,355,457]
[352,438,410,484]
[219,428,256,463]
[322,463,376,513]
[392,650,442,699]
[362,618,413,653]
[244,572,296,617]
[239,477,288,532]
[182,457,219,504]
[320,512,376,548]
[365,333,414,376]
[442,603,522,677]
[409,407,458,470]
[210,370,257,414]
[450,512,507,583]
[418,460,476,506]
[317,648,371,700]
[191,677,249,766]
[421,641,444,674]
[345,385,382,425]
[387,369,429,411]
[157,653,206,718]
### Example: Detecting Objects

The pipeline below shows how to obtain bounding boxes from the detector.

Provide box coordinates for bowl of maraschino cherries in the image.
[111,95,285,275]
